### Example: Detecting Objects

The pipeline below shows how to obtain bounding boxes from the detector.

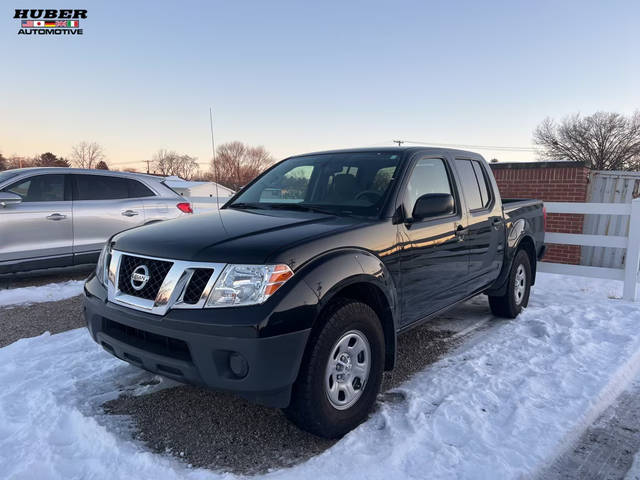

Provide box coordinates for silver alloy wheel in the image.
[325,330,371,410]
[514,264,526,305]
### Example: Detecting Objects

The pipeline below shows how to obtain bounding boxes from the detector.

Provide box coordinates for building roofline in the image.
[489,160,589,169]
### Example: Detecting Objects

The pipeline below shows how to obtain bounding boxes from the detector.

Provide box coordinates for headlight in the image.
[205,264,293,308]
[95,243,110,286]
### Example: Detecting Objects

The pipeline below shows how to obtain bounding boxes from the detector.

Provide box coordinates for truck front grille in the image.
[118,254,173,300]
[183,268,214,304]
[106,249,226,315]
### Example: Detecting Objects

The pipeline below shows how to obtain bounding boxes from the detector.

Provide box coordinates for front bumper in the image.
[84,275,311,408]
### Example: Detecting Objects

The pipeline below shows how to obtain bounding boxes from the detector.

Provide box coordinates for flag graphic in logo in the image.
[55,20,79,27]
[20,19,79,29]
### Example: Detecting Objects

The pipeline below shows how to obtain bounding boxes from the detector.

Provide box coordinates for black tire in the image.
[284,298,385,438]
[489,249,532,319]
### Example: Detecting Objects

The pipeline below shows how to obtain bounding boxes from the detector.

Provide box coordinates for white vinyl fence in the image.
[582,170,640,268]
[538,198,640,301]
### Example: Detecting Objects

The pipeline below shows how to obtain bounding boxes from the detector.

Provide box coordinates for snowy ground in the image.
[628,452,640,480]
[0,273,639,479]
[0,280,84,307]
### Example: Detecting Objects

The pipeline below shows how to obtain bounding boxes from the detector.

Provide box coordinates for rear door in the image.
[140,181,173,222]
[71,174,147,256]
[0,173,73,265]
[398,156,469,327]
[453,158,504,294]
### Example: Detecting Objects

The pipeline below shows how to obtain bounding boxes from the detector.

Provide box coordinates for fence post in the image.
[623,198,640,301]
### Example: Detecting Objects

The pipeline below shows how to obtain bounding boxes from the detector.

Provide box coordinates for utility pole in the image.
[393,140,404,146]
[144,159,151,174]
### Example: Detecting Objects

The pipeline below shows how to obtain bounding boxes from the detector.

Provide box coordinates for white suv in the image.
[0,168,192,274]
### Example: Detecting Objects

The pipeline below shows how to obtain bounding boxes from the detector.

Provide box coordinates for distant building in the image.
[162,176,235,199]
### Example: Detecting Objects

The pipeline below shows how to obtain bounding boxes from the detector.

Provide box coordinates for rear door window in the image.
[3,174,66,202]
[75,175,129,200]
[455,159,485,211]
[471,160,492,208]
[128,179,155,198]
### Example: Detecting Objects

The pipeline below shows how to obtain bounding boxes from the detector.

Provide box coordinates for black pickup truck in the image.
[84,147,545,438]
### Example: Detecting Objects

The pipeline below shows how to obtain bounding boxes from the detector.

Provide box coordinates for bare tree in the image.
[71,141,105,169]
[211,141,274,190]
[0,153,6,171]
[175,154,199,180]
[6,156,32,169]
[152,149,199,179]
[534,111,640,170]
[95,160,109,170]
[152,149,175,176]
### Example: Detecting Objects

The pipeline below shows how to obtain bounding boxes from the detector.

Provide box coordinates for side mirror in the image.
[411,193,454,221]
[0,192,22,208]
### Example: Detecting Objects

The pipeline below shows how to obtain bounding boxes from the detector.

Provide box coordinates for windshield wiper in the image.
[227,202,268,210]
[265,203,338,215]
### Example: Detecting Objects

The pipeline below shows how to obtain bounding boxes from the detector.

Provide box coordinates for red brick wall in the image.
[490,161,590,264]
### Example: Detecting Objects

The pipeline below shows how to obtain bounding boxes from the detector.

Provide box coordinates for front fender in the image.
[299,249,397,320]
[296,248,399,370]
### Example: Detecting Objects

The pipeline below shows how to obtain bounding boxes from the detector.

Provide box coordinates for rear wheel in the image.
[489,249,532,318]
[284,299,384,438]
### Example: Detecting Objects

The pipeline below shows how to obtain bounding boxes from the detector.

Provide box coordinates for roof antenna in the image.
[209,108,220,210]
[209,107,227,232]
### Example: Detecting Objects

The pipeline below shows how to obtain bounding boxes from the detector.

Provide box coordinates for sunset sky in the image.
[2,0,639,172]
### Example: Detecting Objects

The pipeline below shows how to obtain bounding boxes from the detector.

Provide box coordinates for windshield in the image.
[228,151,401,217]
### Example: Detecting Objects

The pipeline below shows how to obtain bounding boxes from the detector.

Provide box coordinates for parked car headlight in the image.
[96,243,110,286]
[205,264,293,308]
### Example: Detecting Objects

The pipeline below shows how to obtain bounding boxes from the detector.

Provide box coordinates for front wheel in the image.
[284,299,385,438]
[489,249,532,318]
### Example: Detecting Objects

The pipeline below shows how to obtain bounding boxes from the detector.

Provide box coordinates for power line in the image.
[396,139,540,152]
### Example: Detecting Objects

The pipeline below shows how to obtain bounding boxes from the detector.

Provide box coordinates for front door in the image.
[399,157,469,327]
[0,173,73,265]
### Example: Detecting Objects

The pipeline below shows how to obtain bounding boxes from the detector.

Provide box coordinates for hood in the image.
[112,208,361,265]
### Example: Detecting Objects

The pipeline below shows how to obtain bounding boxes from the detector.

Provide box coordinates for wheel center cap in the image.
[336,353,352,382]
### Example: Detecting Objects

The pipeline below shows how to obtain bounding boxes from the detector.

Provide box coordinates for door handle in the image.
[121,210,139,217]
[46,213,66,221]
[491,217,502,227]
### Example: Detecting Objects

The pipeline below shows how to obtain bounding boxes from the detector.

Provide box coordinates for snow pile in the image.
[0,273,639,479]
[627,452,640,480]
[0,280,84,308]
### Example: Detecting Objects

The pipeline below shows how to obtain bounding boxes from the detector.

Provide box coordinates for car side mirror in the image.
[411,193,454,221]
[0,192,22,208]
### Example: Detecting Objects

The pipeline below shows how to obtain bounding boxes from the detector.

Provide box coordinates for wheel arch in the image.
[298,249,399,371]
[486,232,538,296]
[516,235,537,286]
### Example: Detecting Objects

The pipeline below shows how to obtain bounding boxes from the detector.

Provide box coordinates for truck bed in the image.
[502,198,543,213]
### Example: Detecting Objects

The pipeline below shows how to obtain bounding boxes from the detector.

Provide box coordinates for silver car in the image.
[0,168,192,274]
